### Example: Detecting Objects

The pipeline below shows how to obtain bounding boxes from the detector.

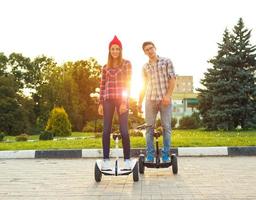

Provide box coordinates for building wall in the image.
[172,76,198,123]
[174,76,193,93]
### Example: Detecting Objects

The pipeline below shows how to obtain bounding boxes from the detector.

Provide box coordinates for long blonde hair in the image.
[107,50,123,68]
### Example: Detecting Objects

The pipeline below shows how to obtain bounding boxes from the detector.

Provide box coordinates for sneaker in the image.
[162,155,171,163]
[145,155,154,163]
[101,159,112,170]
[124,159,132,170]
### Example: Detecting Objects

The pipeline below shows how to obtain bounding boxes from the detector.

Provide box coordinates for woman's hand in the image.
[119,103,128,114]
[98,104,103,116]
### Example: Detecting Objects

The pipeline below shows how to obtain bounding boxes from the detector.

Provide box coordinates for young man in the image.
[138,41,176,162]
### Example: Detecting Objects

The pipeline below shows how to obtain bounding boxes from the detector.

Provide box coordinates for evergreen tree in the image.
[198,18,256,130]
[45,107,72,137]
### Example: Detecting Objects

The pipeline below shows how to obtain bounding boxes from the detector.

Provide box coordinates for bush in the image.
[83,120,103,132]
[129,129,143,137]
[39,131,54,140]
[45,107,72,137]
[15,133,29,142]
[171,118,178,128]
[27,126,43,135]
[128,115,145,129]
[156,117,177,129]
[178,112,201,129]
[82,122,94,132]
[0,132,5,141]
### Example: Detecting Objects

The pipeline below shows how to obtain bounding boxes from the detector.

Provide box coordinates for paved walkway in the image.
[0,157,255,200]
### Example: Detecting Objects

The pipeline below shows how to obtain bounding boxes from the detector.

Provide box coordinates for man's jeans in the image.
[103,99,130,159]
[145,100,172,158]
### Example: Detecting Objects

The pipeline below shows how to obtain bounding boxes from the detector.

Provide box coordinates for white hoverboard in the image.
[94,133,139,182]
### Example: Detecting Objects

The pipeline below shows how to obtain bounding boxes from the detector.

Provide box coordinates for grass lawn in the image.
[0,130,255,151]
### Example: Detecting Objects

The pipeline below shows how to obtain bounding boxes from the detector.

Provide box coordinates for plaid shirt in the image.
[99,60,132,104]
[143,56,176,101]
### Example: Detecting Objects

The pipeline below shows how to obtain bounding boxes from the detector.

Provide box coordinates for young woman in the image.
[98,36,132,170]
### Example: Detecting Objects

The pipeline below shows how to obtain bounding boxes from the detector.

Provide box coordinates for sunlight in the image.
[130,71,143,100]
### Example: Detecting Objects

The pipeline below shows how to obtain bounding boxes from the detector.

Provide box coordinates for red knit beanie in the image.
[109,35,122,49]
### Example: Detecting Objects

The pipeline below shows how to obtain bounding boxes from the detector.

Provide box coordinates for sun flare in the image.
[130,71,143,101]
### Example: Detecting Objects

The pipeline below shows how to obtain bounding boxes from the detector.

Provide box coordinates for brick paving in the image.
[0,157,255,200]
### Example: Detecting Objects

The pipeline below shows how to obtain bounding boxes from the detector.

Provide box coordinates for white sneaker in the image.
[101,159,111,170]
[124,159,132,170]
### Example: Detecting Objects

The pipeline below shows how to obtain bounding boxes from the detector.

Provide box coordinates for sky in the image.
[1,0,256,98]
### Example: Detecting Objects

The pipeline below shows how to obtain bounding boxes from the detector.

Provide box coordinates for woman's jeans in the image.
[103,99,130,159]
[145,100,172,158]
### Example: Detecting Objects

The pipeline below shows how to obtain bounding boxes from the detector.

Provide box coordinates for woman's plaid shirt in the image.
[99,60,132,104]
[143,56,176,101]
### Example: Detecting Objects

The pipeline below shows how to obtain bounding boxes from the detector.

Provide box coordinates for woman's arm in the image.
[99,66,106,105]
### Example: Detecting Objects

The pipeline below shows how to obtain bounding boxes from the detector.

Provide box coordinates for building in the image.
[172,76,199,120]
[174,76,193,93]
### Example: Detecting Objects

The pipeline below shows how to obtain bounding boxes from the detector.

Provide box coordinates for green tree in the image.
[7,53,32,89]
[45,107,72,137]
[34,59,61,129]
[34,57,101,131]
[60,58,101,130]
[198,18,256,130]
[0,53,8,76]
[0,75,29,135]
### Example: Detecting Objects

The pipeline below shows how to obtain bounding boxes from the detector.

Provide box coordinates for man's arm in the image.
[162,77,176,106]
[166,77,176,97]
[162,58,176,106]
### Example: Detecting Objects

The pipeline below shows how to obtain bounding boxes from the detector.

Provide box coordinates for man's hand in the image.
[162,95,171,106]
[119,103,128,115]
[98,104,103,116]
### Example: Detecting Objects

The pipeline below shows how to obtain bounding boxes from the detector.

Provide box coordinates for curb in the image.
[0,147,256,159]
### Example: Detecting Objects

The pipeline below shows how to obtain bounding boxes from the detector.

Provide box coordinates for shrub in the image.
[15,133,29,142]
[129,129,143,137]
[45,107,72,137]
[156,117,177,129]
[179,112,201,129]
[82,122,94,132]
[171,117,178,129]
[0,132,5,141]
[39,131,54,140]
[128,115,145,129]
[83,120,103,132]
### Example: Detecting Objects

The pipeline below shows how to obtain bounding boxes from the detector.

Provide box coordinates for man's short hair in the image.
[142,41,155,50]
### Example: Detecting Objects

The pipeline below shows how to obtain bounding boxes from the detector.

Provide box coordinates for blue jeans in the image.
[145,100,172,158]
[102,99,130,159]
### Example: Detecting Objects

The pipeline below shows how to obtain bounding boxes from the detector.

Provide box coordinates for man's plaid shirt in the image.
[143,56,176,101]
[99,60,131,104]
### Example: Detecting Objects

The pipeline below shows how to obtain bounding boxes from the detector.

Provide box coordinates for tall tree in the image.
[198,18,256,130]
[63,58,101,130]
[36,57,101,131]
[0,53,8,76]
[0,75,30,135]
